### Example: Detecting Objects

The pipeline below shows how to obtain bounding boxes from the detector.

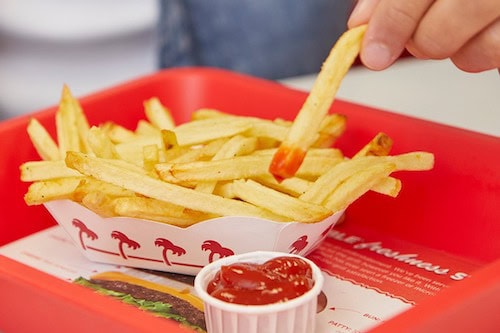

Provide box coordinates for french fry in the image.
[56,85,90,154]
[269,25,367,180]
[26,118,60,161]
[20,160,81,182]
[371,177,401,198]
[144,97,176,130]
[353,132,393,158]
[24,177,82,205]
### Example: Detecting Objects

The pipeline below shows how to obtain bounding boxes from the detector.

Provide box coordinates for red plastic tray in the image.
[1,67,499,332]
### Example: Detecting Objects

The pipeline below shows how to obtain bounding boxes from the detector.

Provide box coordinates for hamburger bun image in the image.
[74,271,206,332]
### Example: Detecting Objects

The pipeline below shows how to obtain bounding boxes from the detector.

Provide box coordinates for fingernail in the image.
[362,42,394,70]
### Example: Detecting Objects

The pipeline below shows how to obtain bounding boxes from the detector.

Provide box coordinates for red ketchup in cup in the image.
[206,256,314,305]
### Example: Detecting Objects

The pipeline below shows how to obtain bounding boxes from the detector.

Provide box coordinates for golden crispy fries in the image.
[66,152,289,221]
[24,177,82,205]
[56,85,91,154]
[21,82,434,227]
[270,25,367,180]
[301,153,433,205]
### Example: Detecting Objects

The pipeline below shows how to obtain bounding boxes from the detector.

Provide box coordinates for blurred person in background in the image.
[157,0,355,80]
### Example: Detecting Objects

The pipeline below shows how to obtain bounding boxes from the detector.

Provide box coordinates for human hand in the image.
[348,0,500,73]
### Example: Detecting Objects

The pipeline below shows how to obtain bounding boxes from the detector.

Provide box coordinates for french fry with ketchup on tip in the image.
[269,24,367,181]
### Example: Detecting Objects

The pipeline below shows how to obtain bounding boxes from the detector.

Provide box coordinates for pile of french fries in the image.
[19,25,434,227]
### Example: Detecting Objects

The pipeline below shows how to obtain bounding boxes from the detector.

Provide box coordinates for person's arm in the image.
[348,0,500,72]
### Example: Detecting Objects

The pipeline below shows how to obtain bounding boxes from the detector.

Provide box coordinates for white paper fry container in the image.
[194,251,324,333]
[44,200,343,275]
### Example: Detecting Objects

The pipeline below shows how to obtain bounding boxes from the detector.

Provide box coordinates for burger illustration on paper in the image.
[74,271,206,332]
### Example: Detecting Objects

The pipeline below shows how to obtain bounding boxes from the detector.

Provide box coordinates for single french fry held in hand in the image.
[270,24,367,180]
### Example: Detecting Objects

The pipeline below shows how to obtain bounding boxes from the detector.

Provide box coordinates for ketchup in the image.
[206,256,314,305]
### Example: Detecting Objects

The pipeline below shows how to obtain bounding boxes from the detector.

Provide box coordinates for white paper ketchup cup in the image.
[194,251,324,333]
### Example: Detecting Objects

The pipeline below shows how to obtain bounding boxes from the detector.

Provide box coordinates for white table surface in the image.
[280,59,499,137]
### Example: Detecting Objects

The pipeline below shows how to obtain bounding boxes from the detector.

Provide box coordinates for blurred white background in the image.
[0,0,159,119]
